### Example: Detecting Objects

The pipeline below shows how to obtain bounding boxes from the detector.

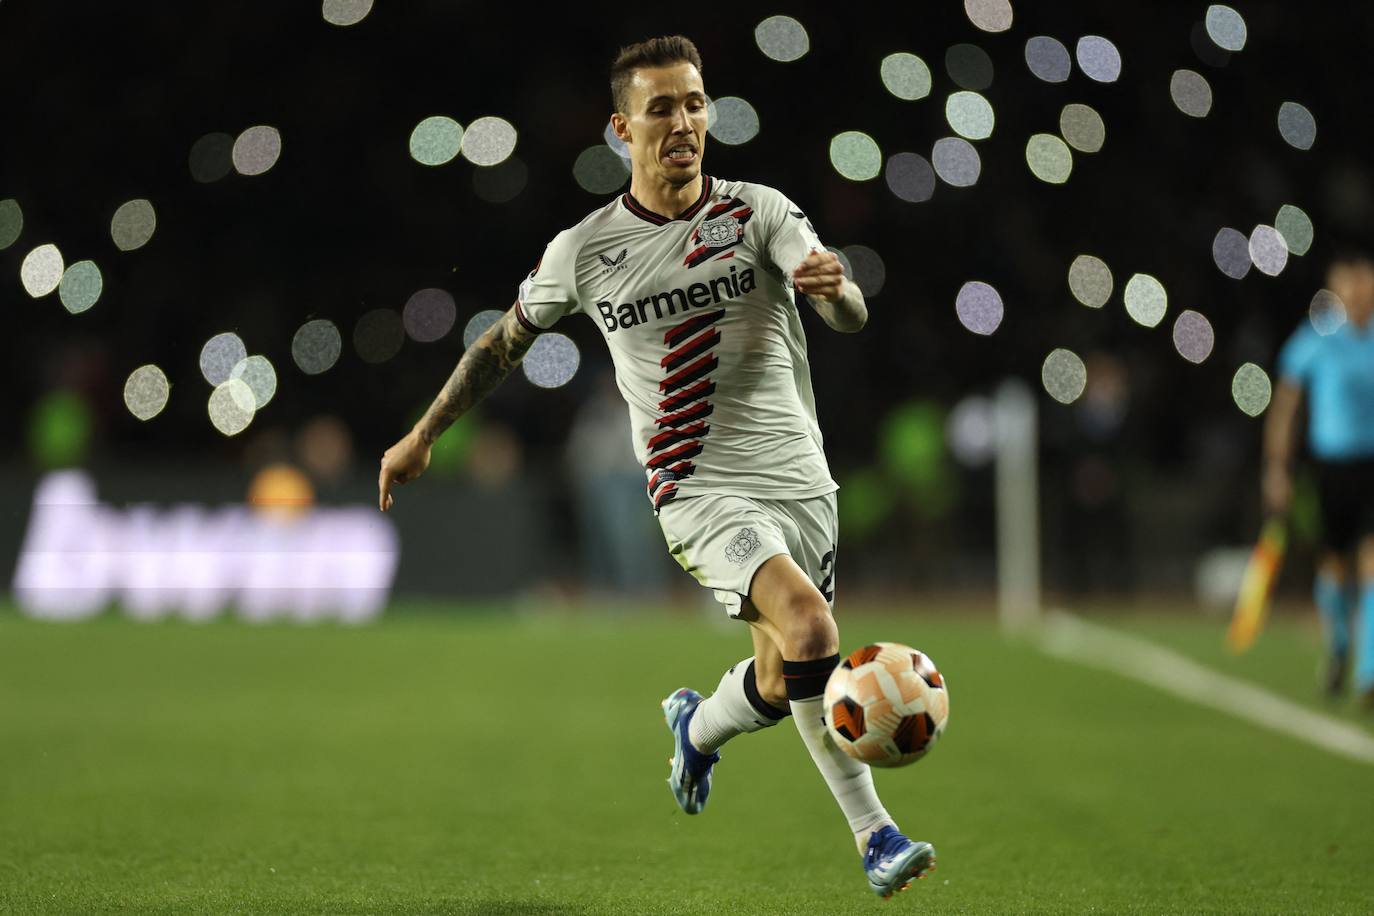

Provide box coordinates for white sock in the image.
[790,695,894,854]
[688,657,789,754]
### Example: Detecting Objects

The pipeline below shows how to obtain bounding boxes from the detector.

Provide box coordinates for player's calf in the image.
[689,657,790,754]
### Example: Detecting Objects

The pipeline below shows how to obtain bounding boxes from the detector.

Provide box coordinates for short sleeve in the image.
[1277,323,1319,386]
[515,229,581,332]
[755,185,827,286]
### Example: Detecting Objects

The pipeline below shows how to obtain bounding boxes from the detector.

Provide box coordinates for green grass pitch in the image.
[1,603,1372,914]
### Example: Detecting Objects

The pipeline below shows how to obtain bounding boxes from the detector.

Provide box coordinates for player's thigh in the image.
[745,552,837,659]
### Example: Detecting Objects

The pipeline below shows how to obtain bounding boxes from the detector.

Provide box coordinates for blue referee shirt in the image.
[1277,319,1374,460]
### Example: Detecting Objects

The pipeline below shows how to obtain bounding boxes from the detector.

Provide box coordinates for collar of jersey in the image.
[621,175,713,226]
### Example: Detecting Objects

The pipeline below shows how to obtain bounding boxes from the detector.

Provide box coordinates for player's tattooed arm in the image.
[793,250,867,333]
[414,303,539,445]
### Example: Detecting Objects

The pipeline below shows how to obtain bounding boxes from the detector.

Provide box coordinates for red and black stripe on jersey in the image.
[647,307,725,510]
[683,196,754,269]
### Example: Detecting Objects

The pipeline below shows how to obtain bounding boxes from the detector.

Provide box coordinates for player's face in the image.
[1328,263,1357,314]
[1348,262,1374,324]
[617,63,708,188]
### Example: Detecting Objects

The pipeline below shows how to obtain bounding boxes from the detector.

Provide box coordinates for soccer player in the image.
[1264,254,1374,702]
[377,36,935,896]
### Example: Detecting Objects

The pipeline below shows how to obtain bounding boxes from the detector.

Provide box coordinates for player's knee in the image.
[779,593,838,660]
[1318,554,1351,583]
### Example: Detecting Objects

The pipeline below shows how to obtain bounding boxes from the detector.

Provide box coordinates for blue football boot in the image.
[661,687,719,814]
[863,825,937,898]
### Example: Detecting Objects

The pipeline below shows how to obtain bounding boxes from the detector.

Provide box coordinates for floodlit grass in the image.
[1,603,1371,914]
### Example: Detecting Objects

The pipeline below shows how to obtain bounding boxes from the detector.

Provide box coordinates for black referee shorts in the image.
[1315,456,1374,553]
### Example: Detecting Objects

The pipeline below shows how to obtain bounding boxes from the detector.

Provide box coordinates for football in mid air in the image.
[823,642,949,768]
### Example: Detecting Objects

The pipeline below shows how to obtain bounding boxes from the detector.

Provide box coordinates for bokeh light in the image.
[885,152,936,203]
[946,44,994,90]
[354,309,406,364]
[1231,363,1272,417]
[58,260,102,314]
[1123,273,1167,327]
[188,132,234,183]
[1025,36,1071,83]
[574,146,630,194]
[1026,134,1073,184]
[603,121,630,162]
[843,245,886,297]
[1169,70,1213,118]
[461,117,517,166]
[955,281,1003,335]
[932,137,981,187]
[409,116,464,166]
[200,332,247,386]
[1277,102,1316,150]
[830,131,882,181]
[1212,227,1252,279]
[322,0,373,26]
[522,333,580,388]
[1308,289,1346,336]
[946,395,996,467]
[708,97,760,146]
[1172,310,1215,363]
[231,355,278,409]
[403,288,457,342]
[1042,349,1087,404]
[1274,204,1313,256]
[111,199,156,251]
[1076,36,1122,83]
[1068,255,1113,308]
[946,91,995,140]
[1248,225,1289,276]
[208,379,256,436]
[20,243,63,297]
[1059,104,1105,153]
[463,309,503,348]
[472,156,527,203]
[1205,5,1247,52]
[0,198,23,249]
[292,319,343,375]
[965,0,1013,33]
[755,15,809,62]
[123,364,170,421]
[233,126,282,176]
[881,53,932,101]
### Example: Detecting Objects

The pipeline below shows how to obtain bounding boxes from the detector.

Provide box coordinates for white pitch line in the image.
[1039,610,1374,766]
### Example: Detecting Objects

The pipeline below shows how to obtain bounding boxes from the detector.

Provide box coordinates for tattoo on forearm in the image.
[417,309,537,443]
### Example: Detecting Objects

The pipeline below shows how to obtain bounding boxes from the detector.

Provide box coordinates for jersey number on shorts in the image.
[818,546,836,603]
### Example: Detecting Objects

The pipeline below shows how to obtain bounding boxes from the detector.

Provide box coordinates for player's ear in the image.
[610,113,630,143]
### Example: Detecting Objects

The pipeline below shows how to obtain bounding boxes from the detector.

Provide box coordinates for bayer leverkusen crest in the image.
[701,216,740,247]
[685,196,754,269]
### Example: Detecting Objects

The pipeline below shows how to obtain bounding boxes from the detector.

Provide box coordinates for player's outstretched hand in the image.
[378,429,431,512]
[792,249,846,303]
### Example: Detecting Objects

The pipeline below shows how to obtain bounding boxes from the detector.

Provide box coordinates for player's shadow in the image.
[454,902,589,916]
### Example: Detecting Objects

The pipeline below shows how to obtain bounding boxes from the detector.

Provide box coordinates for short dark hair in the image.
[610,36,704,115]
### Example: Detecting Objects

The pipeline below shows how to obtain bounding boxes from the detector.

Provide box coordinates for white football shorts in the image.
[656,491,838,618]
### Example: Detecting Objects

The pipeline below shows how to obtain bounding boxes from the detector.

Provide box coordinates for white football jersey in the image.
[515,174,839,510]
